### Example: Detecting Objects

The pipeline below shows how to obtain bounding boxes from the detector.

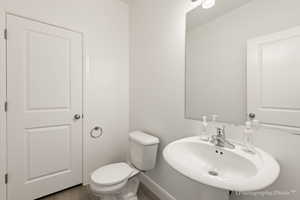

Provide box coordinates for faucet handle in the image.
[216,125,226,136]
[216,127,223,136]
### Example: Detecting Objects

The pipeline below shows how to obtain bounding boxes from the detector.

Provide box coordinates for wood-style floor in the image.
[38,185,154,200]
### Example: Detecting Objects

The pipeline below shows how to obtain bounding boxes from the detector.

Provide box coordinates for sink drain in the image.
[208,170,219,176]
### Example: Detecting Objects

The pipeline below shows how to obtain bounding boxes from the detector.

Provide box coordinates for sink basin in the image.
[163,137,280,192]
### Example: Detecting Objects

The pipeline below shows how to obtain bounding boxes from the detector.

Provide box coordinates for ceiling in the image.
[187,0,253,31]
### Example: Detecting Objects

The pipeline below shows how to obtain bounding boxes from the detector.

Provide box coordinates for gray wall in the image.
[130,0,300,199]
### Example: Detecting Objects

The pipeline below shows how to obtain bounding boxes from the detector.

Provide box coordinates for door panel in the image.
[247,26,300,128]
[26,31,71,110]
[27,125,71,181]
[7,14,83,200]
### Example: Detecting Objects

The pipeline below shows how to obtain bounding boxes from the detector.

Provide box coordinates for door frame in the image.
[0,10,7,200]
[0,12,88,200]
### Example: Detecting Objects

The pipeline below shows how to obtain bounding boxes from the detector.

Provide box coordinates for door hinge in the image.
[4,101,7,112]
[5,173,8,184]
[4,29,7,40]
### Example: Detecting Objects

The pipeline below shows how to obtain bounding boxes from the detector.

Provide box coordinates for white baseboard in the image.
[139,173,176,200]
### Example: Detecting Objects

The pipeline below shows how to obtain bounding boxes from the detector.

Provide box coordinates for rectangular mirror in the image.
[185,0,300,125]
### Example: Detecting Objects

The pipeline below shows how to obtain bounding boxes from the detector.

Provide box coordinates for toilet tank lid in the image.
[129,131,159,146]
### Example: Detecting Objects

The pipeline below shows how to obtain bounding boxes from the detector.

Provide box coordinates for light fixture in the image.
[202,0,215,9]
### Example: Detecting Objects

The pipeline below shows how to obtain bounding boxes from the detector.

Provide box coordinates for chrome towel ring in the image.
[90,126,103,139]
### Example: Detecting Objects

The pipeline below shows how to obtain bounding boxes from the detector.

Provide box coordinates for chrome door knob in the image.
[74,114,81,120]
[248,113,256,120]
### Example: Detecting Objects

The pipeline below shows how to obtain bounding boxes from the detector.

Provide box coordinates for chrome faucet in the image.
[210,126,235,149]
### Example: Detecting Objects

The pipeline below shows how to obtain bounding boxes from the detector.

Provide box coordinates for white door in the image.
[247,26,300,128]
[7,14,83,200]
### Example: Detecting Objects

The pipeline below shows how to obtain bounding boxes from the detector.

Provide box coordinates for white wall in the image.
[0,0,129,199]
[130,0,227,199]
[130,0,300,200]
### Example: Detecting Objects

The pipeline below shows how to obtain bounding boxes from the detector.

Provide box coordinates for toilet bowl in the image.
[90,162,140,200]
[89,131,160,200]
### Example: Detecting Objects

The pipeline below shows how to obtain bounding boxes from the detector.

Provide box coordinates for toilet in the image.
[89,131,160,200]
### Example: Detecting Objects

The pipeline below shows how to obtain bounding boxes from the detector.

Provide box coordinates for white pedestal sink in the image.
[163,136,280,192]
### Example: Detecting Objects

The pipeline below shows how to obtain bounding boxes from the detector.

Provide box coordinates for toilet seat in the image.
[90,162,139,195]
[91,162,136,187]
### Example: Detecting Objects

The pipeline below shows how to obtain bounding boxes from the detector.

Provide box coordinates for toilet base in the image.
[94,195,138,200]
[91,176,140,200]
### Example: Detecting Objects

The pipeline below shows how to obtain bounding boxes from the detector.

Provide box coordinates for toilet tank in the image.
[129,131,160,171]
